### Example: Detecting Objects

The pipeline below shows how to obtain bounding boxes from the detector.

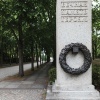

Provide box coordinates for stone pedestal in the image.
[46,0,100,99]
[46,84,100,100]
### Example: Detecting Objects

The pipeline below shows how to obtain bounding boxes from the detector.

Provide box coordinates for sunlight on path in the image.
[0,62,45,80]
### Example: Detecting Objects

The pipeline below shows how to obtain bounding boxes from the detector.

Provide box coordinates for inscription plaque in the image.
[61,1,88,22]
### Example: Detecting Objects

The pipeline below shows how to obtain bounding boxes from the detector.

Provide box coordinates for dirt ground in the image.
[0,63,46,82]
[92,59,100,65]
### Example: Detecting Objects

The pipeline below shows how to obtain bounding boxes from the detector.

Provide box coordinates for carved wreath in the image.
[59,43,92,75]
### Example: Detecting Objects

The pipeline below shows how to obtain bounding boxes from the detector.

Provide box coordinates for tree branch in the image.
[10,28,19,42]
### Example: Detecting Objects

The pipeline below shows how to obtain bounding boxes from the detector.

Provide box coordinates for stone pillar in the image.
[46,0,100,99]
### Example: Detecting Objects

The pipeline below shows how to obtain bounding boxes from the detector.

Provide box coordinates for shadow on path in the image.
[0,62,52,100]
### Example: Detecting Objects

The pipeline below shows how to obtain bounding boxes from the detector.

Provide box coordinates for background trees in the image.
[92,0,100,59]
[0,0,56,76]
[0,0,100,76]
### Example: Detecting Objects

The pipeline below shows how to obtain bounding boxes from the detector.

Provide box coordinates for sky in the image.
[92,0,100,6]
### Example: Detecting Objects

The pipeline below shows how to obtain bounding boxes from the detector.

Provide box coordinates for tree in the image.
[92,1,100,59]
[0,0,56,75]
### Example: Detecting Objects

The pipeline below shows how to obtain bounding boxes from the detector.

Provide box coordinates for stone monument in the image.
[46,0,100,99]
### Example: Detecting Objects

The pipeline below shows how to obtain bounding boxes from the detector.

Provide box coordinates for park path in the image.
[0,62,43,80]
[0,62,51,100]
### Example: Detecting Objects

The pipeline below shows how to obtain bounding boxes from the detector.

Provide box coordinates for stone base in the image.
[46,84,100,100]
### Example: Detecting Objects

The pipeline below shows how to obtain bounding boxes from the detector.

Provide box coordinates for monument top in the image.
[57,0,91,23]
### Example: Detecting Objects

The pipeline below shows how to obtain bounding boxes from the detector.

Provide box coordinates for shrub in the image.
[48,67,56,84]
[92,65,100,90]
[48,65,100,90]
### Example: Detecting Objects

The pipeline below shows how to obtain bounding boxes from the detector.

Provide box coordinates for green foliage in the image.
[92,1,100,59]
[48,65,100,89]
[92,65,100,90]
[48,67,56,84]
[0,0,56,67]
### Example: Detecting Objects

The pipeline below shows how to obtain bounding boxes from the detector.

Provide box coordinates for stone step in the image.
[46,86,100,100]
[52,85,95,92]
[46,92,100,100]
[54,91,99,97]
[46,96,100,100]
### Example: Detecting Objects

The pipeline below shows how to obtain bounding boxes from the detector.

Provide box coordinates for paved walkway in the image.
[0,62,51,100]
[0,62,44,80]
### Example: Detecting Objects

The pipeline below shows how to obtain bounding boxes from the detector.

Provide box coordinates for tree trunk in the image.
[9,45,12,65]
[46,50,50,62]
[94,30,98,58]
[0,16,3,67]
[0,49,3,67]
[39,47,41,65]
[10,15,24,76]
[18,42,24,76]
[47,53,50,62]
[0,35,3,67]
[42,54,43,64]
[36,44,39,68]
[92,41,95,60]
[40,52,41,65]
[31,42,34,71]
[94,43,97,58]
[16,46,18,64]
[18,15,24,76]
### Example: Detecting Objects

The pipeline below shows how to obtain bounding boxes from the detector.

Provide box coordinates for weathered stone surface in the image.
[59,43,92,75]
[56,0,92,86]
[46,0,100,99]
[46,85,100,100]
